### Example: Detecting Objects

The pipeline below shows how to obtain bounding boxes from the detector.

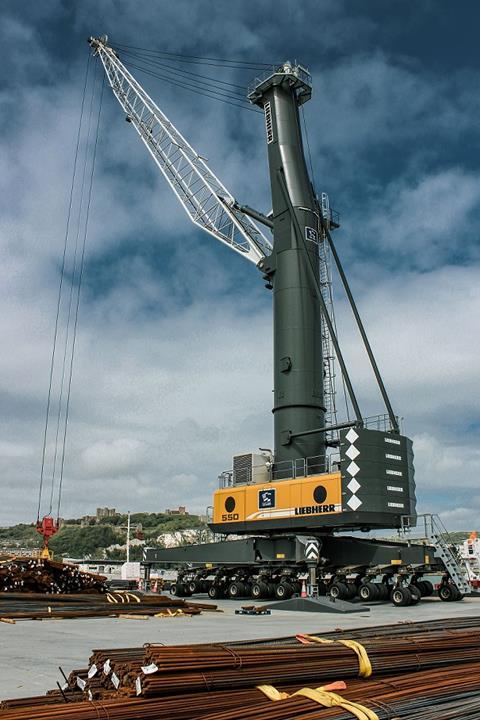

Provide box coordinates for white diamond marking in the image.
[346,445,360,460]
[346,429,359,443]
[346,460,360,477]
[347,494,362,511]
[347,478,360,493]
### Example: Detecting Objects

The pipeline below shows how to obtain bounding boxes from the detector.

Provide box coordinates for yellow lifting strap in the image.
[256,684,379,720]
[300,635,373,678]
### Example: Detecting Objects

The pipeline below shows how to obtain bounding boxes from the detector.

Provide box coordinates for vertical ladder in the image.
[318,193,338,443]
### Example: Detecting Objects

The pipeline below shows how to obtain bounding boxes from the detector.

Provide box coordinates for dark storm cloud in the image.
[0,0,479,529]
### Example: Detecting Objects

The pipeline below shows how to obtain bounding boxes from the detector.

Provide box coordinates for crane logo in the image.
[259,489,276,509]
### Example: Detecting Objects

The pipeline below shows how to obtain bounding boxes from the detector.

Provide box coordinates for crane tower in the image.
[88,37,469,606]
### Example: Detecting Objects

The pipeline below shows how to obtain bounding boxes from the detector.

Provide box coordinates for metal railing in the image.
[218,451,342,488]
[247,63,312,99]
[363,413,401,433]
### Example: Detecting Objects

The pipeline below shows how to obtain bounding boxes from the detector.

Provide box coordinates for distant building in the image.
[80,507,119,526]
[96,507,118,520]
[165,506,188,516]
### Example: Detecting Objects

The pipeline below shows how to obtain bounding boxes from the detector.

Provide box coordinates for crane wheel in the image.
[451,586,464,601]
[317,580,328,596]
[358,582,379,601]
[329,581,349,600]
[346,583,357,599]
[408,585,421,604]
[275,582,293,600]
[376,583,390,601]
[228,581,248,598]
[267,582,277,598]
[417,580,434,597]
[208,585,225,600]
[391,587,412,607]
[438,584,462,602]
[172,582,189,597]
[251,581,269,599]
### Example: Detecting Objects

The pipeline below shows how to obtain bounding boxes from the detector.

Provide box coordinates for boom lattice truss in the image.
[89,36,272,264]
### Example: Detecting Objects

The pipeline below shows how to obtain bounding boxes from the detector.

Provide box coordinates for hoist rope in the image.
[47,61,100,515]
[109,44,273,113]
[301,106,317,195]
[115,49,248,90]
[122,60,263,114]
[37,55,104,524]
[56,72,105,521]
[36,53,91,523]
[300,105,350,428]
[123,59,248,101]
[111,43,276,69]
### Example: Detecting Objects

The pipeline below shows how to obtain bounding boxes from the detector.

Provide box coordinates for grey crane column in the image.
[250,67,325,469]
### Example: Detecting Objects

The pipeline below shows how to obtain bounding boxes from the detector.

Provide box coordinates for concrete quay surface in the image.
[0,595,479,701]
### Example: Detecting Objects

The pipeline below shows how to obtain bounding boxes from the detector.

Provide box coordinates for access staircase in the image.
[404,513,471,594]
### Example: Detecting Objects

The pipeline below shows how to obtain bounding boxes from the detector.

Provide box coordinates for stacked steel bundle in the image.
[1,618,480,719]
[0,558,106,594]
[0,590,216,620]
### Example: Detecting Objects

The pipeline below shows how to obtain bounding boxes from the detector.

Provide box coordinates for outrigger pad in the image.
[264,597,369,613]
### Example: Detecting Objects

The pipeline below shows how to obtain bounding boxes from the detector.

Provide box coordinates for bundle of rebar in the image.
[2,661,480,719]
[133,628,480,696]
[1,618,480,719]
[0,558,106,594]
[0,590,216,620]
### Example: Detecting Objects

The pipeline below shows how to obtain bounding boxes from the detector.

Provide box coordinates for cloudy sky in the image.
[1,1,479,530]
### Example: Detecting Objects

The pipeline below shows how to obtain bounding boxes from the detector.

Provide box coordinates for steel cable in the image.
[111,43,276,70]
[36,53,91,522]
[56,73,105,520]
[122,60,262,113]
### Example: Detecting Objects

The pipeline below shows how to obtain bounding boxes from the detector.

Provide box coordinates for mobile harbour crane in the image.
[89,36,470,608]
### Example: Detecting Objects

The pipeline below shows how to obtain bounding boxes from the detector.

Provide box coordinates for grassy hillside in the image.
[0,512,207,559]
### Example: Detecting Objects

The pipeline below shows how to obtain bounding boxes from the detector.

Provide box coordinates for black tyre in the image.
[438,584,456,602]
[251,581,268,600]
[170,583,179,596]
[346,583,357,599]
[228,581,243,599]
[208,584,224,600]
[414,581,427,597]
[176,581,192,597]
[188,581,199,595]
[252,581,268,600]
[376,583,390,601]
[451,586,464,601]
[174,582,187,597]
[358,582,379,601]
[291,582,302,595]
[418,580,434,597]
[317,580,328,596]
[391,587,412,607]
[329,581,349,600]
[409,585,421,604]
[275,582,293,600]
[266,582,276,597]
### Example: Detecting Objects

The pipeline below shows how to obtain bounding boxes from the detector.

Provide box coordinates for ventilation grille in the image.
[233,453,253,484]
